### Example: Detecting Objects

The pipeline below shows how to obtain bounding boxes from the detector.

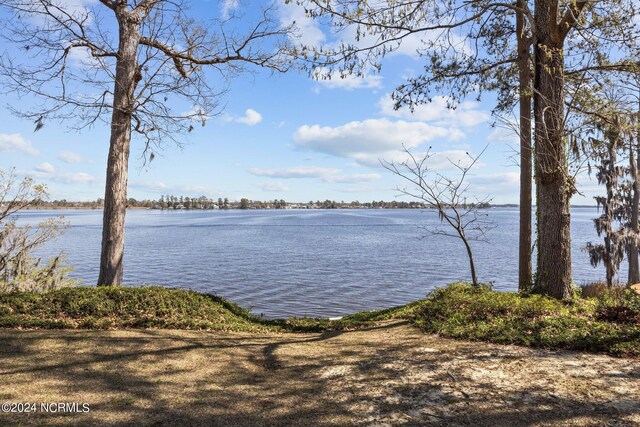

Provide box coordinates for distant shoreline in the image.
[20,204,599,210]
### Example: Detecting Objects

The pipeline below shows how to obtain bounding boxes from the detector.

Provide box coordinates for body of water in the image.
[15,207,613,318]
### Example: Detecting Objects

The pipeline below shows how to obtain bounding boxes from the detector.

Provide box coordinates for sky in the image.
[0,0,602,204]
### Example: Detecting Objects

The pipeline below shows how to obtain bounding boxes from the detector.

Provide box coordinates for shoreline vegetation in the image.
[19,201,600,211]
[23,197,492,210]
[1,283,638,357]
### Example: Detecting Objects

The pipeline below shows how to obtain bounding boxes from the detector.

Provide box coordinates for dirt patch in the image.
[0,321,638,426]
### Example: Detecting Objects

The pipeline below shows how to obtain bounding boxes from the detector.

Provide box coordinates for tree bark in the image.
[97,15,141,286]
[533,2,573,299]
[461,233,478,286]
[604,138,617,287]
[517,1,533,293]
[629,112,640,284]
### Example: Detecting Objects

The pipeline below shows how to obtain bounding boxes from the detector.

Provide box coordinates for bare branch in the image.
[382,145,494,285]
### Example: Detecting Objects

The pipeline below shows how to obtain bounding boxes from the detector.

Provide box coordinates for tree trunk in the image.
[517,2,532,293]
[97,16,141,286]
[604,138,616,288]
[629,113,640,285]
[462,235,478,286]
[533,4,573,299]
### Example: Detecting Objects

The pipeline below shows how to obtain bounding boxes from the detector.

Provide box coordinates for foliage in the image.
[592,285,640,324]
[581,85,640,286]
[0,285,397,332]
[265,302,419,332]
[2,283,638,357]
[0,286,268,331]
[0,169,74,292]
[411,283,640,356]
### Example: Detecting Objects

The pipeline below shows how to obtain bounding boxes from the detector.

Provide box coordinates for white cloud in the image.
[58,150,92,163]
[337,184,387,194]
[473,172,520,186]
[50,172,95,184]
[183,105,210,125]
[323,173,381,183]
[487,125,519,144]
[174,184,220,195]
[19,161,96,185]
[0,133,40,156]
[224,108,263,126]
[236,109,263,126]
[129,180,219,196]
[129,180,168,192]
[313,67,382,91]
[221,0,239,19]
[387,149,476,170]
[390,29,471,59]
[56,0,97,13]
[293,118,462,166]
[259,182,290,192]
[35,162,55,173]
[278,0,326,46]
[469,171,520,199]
[67,44,101,67]
[249,166,381,184]
[249,166,340,179]
[27,170,96,184]
[378,94,489,127]
[28,0,98,31]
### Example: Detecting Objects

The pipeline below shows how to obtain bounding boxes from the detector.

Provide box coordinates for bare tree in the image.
[0,0,295,285]
[0,168,73,291]
[384,147,494,286]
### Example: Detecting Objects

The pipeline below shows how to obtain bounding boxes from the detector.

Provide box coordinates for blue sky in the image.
[0,0,600,204]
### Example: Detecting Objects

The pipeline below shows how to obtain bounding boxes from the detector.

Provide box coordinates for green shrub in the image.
[0,286,269,332]
[594,286,640,323]
[412,283,640,357]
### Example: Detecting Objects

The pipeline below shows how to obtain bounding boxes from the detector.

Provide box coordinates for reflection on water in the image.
[16,207,611,318]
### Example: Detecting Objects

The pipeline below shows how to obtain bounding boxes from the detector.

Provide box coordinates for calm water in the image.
[15,207,612,318]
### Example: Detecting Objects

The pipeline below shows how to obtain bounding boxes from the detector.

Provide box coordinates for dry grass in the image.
[0,321,638,426]
[580,281,613,298]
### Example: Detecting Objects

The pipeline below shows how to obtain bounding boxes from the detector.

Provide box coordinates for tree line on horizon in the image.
[25,195,457,210]
[0,0,639,297]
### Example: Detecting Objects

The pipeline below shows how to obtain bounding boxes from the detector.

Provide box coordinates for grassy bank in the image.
[0,286,268,331]
[410,283,640,357]
[0,283,638,356]
[0,286,403,332]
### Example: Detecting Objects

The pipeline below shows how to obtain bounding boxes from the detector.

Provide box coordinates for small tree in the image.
[0,169,74,291]
[384,147,494,286]
[586,117,629,287]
